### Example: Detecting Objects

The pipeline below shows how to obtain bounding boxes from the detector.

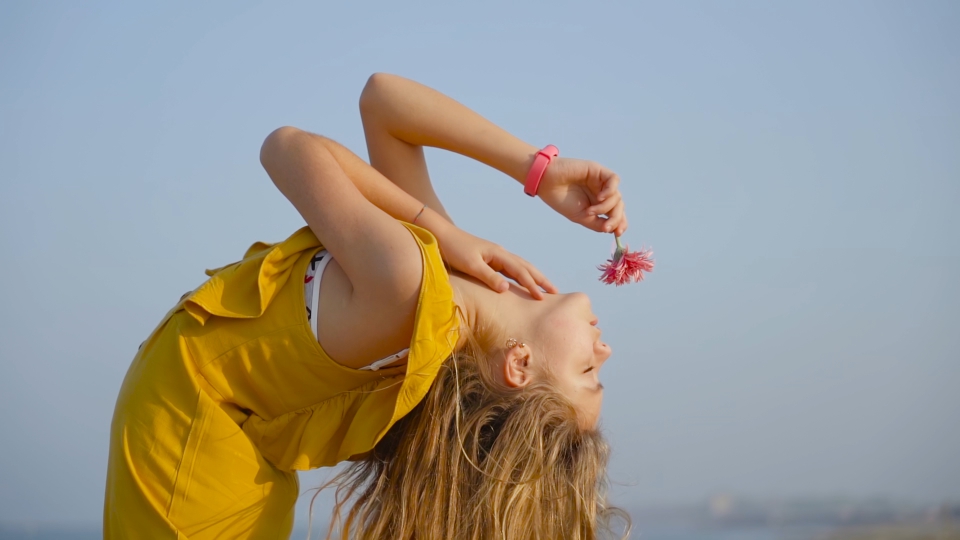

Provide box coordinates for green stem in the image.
[614,235,625,260]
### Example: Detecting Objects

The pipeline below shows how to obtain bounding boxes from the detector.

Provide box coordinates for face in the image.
[524,291,611,428]
[450,273,611,429]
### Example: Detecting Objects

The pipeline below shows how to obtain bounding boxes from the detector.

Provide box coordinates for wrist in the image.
[507,143,541,184]
[411,205,453,238]
[522,145,560,197]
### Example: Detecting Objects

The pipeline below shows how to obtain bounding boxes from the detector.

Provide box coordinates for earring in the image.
[505,338,525,349]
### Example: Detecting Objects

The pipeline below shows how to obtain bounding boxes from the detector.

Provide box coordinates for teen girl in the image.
[104,73,631,539]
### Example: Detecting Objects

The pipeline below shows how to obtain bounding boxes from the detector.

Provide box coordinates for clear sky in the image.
[1,0,957,526]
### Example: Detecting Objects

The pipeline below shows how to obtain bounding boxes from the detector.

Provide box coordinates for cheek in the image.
[538,315,592,358]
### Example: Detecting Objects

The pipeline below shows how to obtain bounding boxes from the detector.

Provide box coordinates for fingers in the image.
[482,251,556,300]
[474,263,510,294]
[597,171,620,202]
[606,199,628,236]
[614,208,629,237]
[586,191,620,218]
[578,198,628,234]
[578,214,613,233]
[495,256,542,299]
[526,260,559,295]
[582,167,627,234]
[512,266,543,299]
[505,255,559,299]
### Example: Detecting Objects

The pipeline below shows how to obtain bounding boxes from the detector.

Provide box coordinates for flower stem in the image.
[614,235,625,260]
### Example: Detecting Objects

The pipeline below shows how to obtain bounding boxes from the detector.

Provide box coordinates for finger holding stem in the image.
[586,192,621,219]
[597,172,621,202]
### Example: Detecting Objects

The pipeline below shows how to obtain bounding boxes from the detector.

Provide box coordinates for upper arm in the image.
[359,74,455,223]
[259,126,422,310]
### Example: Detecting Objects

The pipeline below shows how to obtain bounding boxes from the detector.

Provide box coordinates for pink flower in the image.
[598,236,654,286]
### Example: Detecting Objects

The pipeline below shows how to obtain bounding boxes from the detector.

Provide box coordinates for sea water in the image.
[631,524,832,540]
[0,524,833,540]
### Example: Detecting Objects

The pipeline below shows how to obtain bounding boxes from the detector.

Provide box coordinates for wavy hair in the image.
[311,325,630,540]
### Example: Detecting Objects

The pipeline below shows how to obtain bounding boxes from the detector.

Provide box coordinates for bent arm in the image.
[359,72,540,194]
[307,133,456,251]
[359,73,630,238]
[259,127,431,306]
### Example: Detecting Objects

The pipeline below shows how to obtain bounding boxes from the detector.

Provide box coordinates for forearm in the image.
[360,118,456,223]
[317,135,453,238]
[359,73,539,185]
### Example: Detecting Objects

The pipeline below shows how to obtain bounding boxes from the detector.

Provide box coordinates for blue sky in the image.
[1,0,958,526]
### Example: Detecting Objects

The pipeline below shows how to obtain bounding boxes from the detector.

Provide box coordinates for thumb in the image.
[576,213,612,233]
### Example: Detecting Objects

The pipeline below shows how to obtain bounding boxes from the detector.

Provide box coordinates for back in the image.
[104,223,461,538]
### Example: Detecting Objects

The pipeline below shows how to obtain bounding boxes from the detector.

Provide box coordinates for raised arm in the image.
[358,73,628,236]
[359,72,538,213]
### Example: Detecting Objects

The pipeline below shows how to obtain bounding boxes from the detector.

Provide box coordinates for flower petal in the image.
[598,245,654,286]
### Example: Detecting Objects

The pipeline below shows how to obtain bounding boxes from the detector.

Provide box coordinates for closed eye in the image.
[584,366,594,373]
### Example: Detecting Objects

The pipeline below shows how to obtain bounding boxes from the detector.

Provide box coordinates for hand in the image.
[431,222,557,299]
[536,157,628,237]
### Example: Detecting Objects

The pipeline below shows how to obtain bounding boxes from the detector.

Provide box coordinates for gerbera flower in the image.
[598,236,654,286]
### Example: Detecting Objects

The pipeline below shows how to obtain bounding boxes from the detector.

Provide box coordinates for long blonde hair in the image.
[314,327,630,540]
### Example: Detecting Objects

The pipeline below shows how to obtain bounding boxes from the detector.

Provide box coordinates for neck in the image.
[448,272,516,352]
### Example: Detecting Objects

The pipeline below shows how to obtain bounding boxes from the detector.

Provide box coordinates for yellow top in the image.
[104,223,460,539]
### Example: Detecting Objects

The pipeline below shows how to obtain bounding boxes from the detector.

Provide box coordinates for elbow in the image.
[260,126,335,169]
[259,126,305,171]
[260,127,340,194]
[359,72,398,115]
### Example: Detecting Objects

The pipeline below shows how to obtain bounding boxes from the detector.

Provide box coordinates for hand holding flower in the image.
[536,157,629,237]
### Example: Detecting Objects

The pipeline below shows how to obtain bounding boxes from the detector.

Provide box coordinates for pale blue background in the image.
[1,0,957,529]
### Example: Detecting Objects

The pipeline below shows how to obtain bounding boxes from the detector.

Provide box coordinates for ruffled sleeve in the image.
[183,227,321,325]
[182,223,461,471]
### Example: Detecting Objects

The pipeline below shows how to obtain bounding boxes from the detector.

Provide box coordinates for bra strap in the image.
[310,251,333,340]
[358,348,410,371]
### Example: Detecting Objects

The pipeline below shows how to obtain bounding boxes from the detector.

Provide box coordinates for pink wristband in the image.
[523,145,559,197]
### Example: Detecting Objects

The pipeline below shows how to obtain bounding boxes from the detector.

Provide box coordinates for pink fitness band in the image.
[523,145,559,197]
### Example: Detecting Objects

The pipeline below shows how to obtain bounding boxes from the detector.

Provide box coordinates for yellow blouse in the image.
[104,223,460,539]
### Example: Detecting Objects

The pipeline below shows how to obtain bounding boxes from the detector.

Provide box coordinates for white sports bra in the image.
[304,249,409,371]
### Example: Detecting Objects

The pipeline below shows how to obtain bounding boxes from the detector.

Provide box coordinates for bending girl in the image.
[104,73,630,539]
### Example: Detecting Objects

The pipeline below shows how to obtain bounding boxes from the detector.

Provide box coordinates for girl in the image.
[104,73,630,539]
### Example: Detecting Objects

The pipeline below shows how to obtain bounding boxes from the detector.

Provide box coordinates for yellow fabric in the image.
[104,223,460,539]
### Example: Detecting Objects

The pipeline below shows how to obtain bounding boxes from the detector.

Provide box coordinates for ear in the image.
[502,345,533,388]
